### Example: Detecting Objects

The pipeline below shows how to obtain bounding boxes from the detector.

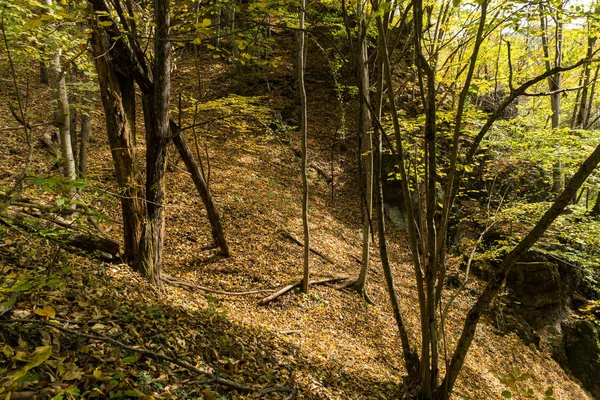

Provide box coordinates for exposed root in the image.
[338,280,375,305]
[259,276,348,306]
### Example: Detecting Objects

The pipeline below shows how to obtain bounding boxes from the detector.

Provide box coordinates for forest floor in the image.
[0,48,593,399]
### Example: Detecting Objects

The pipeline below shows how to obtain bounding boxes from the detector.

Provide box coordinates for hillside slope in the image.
[0,53,593,399]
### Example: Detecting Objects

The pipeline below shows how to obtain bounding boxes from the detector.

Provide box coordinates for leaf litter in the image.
[0,49,593,400]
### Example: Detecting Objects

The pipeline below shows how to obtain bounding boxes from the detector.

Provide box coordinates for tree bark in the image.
[43,0,76,202]
[137,0,172,286]
[540,4,563,193]
[298,0,310,294]
[356,0,373,297]
[89,20,144,266]
[79,88,92,178]
[170,121,230,256]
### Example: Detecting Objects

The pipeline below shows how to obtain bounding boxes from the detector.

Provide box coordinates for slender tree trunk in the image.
[43,0,76,202]
[540,5,563,193]
[298,0,310,294]
[40,60,49,85]
[170,121,230,256]
[372,56,419,380]
[374,0,423,384]
[584,65,599,129]
[51,49,77,200]
[79,88,92,178]
[576,35,596,128]
[69,71,79,173]
[591,190,600,216]
[355,0,373,297]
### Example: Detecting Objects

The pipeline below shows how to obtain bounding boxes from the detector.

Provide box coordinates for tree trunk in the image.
[43,0,76,202]
[584,65,599,129]
[89,21,144,266]
[69,71,79,174]
[170,121,230,256]
[79,88,92,178]
[298,0,310,294]
[40,60,49,85]
[540,5,563,193]
[137,0,172,286]
[372,58,419,380]
[576,36,596,128]
[51,49,77,200]
[356,0,373,298]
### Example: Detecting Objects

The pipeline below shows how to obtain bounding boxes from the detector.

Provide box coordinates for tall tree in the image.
[298,0,310,294]
[354,0,374,301]
[540,0,564,193]
[43,0,77,203]
[137,0,172,285]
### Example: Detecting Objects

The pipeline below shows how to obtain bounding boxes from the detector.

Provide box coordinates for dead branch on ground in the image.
[280,230,336,264]
[259,276,348,305]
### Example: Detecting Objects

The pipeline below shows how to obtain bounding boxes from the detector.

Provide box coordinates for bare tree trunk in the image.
[51,49,77,200]
[90,19,144,266]
[584,65,599,129]
[355,0,373,299]
[40,60,49,85]
[137,0,172,286]
[43,0,76,202]
[576,35,596,128]
[170,121,230,256]
[540,4,563,193]
[298,0,310,294]
[372,55,420,380]
[69,71,79,174]
[79,88,92,178]
[374,0,423,384]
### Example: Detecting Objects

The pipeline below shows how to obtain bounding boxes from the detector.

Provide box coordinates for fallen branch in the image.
[258,276,348,306]
[162,274,274,296]
[0,122,52,132]
[0,319,294,397]
[0,210,119,261]
[280,230,336,264]
[12,200,121,224]
[291,148,332,184]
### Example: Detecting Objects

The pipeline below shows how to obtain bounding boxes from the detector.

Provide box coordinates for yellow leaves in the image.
[2,345,14,358]
[4,346,53,388]
[33,305,56,319]
[23,18,43,30]
[93,368,102,379]
[59,363,83,381]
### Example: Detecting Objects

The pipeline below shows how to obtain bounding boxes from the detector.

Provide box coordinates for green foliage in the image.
[498,367,555,400]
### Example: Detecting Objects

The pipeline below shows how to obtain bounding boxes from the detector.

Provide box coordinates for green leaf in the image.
[123,390,144,397]
[122,356,137,363]
[501,391,512,399]
[24,18,43,29]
